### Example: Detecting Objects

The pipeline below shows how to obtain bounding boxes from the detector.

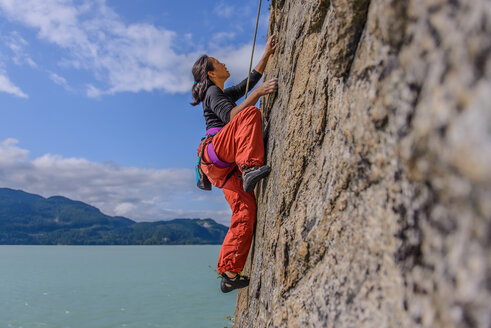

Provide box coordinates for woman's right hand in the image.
[231,78,278,120]
[256,78,278,96]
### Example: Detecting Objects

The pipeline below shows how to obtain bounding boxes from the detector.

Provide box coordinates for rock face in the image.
[234,0,491,327]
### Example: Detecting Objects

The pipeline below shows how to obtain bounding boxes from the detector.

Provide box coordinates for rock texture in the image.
[234,0,491,327]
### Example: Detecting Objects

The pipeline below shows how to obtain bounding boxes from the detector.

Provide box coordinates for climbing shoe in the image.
[220,273,250,293]
[242,165,271,193]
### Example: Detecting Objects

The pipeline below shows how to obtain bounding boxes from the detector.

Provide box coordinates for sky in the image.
[0,0,271,225]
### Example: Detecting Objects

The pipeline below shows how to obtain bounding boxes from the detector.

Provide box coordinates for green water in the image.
[0,246,236,328]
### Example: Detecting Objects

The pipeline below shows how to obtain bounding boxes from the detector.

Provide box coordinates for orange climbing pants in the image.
[197,106,265,274]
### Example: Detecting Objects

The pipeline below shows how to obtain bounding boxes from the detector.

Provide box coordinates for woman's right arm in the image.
[229,78,278,121]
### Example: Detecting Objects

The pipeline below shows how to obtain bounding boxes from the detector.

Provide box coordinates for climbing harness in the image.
[205,128,235,168]
[244,0,262,99]
[196,128,238,191]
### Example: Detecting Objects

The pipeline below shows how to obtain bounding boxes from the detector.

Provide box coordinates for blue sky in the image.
[0,0,271,225]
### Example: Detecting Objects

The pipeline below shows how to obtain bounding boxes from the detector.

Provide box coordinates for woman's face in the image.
[208,57,230,81]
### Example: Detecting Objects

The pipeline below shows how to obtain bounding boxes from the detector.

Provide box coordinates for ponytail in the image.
[191,55,215,106]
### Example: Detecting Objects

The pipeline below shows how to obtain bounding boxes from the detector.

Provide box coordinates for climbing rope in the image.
[244,0,262,99]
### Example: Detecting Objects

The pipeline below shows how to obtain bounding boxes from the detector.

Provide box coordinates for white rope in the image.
[244,0,262,99]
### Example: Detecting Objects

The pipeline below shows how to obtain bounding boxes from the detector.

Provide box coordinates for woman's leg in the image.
[217,171,257,274]
[211,106,265,170]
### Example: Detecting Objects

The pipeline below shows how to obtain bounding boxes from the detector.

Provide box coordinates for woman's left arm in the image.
[254,34,278,74]
[223,35,278,101]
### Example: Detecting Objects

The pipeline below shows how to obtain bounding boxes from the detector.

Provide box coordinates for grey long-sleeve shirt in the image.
[202,70,262,131]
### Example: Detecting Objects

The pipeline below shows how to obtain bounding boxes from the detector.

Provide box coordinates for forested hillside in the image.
[0,188,227,245]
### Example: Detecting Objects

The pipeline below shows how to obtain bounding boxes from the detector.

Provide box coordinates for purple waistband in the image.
[206,127,223,135]
[204,127,234,168]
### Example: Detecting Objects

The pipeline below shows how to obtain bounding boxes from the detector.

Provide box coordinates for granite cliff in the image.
[234,0,491,327]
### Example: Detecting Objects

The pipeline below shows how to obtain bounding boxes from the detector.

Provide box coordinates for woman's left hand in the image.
[265,34,278,56]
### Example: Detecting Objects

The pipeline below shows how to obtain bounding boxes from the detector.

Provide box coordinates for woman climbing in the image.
[191,35,278,293]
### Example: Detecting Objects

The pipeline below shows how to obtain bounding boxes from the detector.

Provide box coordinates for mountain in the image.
[0,188,228,245]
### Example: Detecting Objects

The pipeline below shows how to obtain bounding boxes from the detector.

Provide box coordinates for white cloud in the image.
[5,31,37,68]
[210,43,266,85]
[0,0,200,96]
[114,202,136,216]
[0,138,29,163]
[0,0,268,97]
[86,83,102,98]
[0,69,28,98]
[214,2,235,18]
[49,72,69,89]
[0,138,231,224]
[25,57,37,68]
[211,32,236,45]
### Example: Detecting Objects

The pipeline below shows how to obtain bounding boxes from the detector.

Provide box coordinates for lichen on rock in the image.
[233,0,491,327]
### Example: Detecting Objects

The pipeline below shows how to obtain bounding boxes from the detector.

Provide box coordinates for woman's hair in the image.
[191,54,215,106]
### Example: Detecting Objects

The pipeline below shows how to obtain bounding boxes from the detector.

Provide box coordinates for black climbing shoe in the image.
[220,273,250,293]
[242,165,271,193]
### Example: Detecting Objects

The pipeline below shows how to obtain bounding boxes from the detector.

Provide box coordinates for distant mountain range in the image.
[0,188,228,245]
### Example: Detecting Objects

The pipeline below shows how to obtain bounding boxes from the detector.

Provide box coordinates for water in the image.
[0,246,236,328]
